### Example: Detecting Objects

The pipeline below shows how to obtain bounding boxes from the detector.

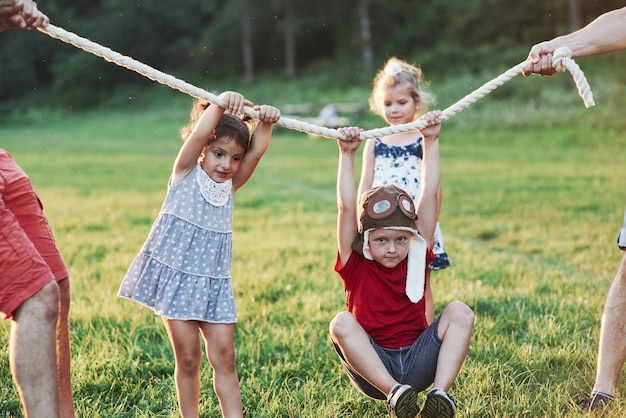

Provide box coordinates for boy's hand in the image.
[337,127,362,152]
[219,91,252,115]
[419,111,442,141]
[255,105,281,124]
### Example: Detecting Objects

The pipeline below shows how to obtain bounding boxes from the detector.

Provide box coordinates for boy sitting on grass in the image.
[330,114,474,418]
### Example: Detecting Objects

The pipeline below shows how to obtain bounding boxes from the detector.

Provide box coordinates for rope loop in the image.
[552,47,572,72]
[38,24,595,140]
[551,47,595,108]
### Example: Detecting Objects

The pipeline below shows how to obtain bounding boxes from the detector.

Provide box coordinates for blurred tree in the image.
[568,0,581,31]
[359,0,373,73]
[240,0,254,83]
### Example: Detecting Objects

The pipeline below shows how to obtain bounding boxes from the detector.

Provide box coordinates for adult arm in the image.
[524,7,626,76]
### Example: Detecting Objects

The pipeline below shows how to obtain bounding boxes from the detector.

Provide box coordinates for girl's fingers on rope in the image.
[219,91,249,115]
[336,127,363,152]
[419,111,443,140]
[421,110,442,125]
[337,126,363,142]
[256,105,281,124]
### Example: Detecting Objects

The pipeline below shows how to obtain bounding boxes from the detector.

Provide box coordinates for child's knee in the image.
[329,311,357,339]
[448,301,475,327]
[177,352,202,374]
[208,343,236,372]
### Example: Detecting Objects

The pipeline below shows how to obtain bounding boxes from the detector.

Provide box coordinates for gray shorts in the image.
[332,316,442,399]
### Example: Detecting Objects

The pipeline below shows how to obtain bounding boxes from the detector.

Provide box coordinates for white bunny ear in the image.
[363,229,373,260]
[405,234,427,303]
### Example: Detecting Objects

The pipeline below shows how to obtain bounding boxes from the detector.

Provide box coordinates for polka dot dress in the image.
[371,137,450,270]
[119,165,237,322]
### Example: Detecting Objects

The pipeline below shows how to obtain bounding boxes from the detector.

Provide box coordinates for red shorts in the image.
[0,150,68,319]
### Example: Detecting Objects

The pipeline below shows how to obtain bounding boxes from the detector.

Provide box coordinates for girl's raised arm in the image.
[232,105,280,191]
[357,138,375,201]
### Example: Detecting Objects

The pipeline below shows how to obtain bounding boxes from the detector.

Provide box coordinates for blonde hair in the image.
[369,57,435,119]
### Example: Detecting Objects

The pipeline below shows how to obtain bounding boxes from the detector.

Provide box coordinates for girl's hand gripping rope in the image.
[419,110,443,142]
[255,105,281,125]
[219,91,252,115]
[337,127,363,153]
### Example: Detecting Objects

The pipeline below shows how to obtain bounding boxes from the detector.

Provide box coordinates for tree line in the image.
[0,0,622,107]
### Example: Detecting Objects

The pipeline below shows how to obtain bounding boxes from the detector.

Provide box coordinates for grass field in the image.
[1,67,626,417]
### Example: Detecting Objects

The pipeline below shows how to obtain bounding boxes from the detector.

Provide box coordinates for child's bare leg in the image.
[432,301,474,391]
[329,311,398,395]
[200,323,243,418]
[163,318,202,418]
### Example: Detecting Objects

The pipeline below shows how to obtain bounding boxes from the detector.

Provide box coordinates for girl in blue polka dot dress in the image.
[358,57,450,325]
[119,91,280,418]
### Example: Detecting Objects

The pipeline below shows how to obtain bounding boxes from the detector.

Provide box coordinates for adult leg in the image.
[591,251,626,396]
[10,280,60,418]
[199,322,243,418]
[329,311,399,396]
[56,277,75,417]
[1,151,75,416]
[162,318,203,418]
[432,301,475,391]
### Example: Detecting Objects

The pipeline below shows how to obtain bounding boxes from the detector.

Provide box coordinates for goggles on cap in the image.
[365,191,416,220]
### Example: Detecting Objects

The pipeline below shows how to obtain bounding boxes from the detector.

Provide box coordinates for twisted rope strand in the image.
[38,24,594,141]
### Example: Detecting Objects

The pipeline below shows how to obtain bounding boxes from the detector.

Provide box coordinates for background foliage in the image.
[1,0,626,109]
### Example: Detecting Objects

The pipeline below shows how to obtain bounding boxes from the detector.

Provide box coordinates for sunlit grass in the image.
[1,74,626,416]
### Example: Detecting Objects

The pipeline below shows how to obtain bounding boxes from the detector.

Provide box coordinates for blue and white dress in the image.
[371,137,450,270]
[118,165,237,322]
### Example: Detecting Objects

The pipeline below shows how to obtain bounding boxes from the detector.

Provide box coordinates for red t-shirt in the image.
[335,249,434,349]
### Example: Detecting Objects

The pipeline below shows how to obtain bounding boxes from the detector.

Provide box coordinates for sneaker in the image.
[387,384,420,418]
[578,391,614,413]
[421,388,456,418]
[618,209,626,250]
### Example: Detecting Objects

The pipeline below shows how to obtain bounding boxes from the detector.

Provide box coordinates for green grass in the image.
[1,69,626,417]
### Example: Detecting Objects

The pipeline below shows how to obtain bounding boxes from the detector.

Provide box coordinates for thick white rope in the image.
[38,24,594,140]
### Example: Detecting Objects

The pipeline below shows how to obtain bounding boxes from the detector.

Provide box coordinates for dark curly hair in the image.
[179,99,254,152]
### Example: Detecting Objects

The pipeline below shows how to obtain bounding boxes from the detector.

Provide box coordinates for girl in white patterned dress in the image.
[358,57,450,324]
[119,91,280,418]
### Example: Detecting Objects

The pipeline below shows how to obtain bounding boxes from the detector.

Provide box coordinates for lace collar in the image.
[195,166,232,206]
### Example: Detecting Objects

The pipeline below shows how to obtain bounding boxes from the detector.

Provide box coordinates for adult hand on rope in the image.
[523,40,565,77]
[0,0,48,31]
